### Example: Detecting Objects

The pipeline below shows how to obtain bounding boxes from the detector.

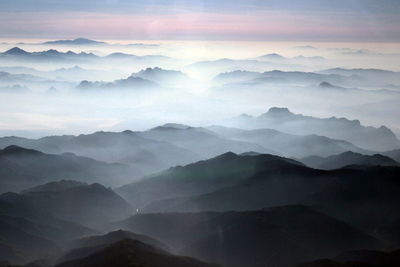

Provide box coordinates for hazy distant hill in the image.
[0,145,136,192]
[1,180,132,227]
[116,152,303,209]
[109,206,378,267]
[301,151,399,169]
[0,47,97,63]
[0,70,45,85]
[213,70,354,87]
[320,68,400,87]
[55,239,218,267]
[77,75,158,90]
[0,130,201,176]
[132,67,193,87]
[223,107,400,151]
[42,38,106,45]
[0,47,175,68]
[208,125,368,158]
[139,124,277,158]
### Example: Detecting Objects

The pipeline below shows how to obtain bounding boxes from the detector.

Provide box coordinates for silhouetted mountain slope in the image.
[0,145,135,193]
[376,219,400,249]
[139,124,276,158]
[71,230,168,251]
[0,218,60,264]
[298,249,400,267]
[301,151,399,169]
[109,206,378,267]
[310,166,400,232]
[55,239,219,267]
[0,194,95,264]
[208,125,367,158]
[0,130,201,176]
[223,107,400,151]
[116,152,304,209]
[382,149,400,162]
[117,152,400,237]
[58,230,168,263]
[3,181,133,227]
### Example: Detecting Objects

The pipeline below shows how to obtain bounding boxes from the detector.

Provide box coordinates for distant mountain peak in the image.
[157,123,191,130]
[0,145,42,156]
[259,53,285,59]
[319,81,333,87]
[43,38,105,45]
[263,107,293,117]
[3,47,29,55]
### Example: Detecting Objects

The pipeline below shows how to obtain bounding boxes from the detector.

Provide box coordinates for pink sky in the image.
[0,10,398,41]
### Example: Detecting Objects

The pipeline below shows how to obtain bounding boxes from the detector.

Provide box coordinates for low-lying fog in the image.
[0,39,399,138]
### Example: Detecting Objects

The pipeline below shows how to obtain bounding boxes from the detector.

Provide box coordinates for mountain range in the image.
[55,239,218,267]
[1,180,132,227]
[0,131,201,177]
[222,107,400,151]
[208,125,368,158]
[0,145,136,193]
[42,38,106,46]
[109,206,379,267]
[301,151,399,169]
[117,152,400,235]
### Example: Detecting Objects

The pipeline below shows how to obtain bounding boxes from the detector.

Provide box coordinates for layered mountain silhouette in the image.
[382,149,400,162]
[320,68,400,87]
[0,47,173,66]
[117,152,400,237]
[116,152,304,208]
[109,206,378,267]
[42,38,106,45]
[55,239,218,267]
[0,130,201,176]
[301,151,399,169]
[0,191,95,264]
[1,180,132,227]
[213,70,357,87]
[58,230,169,264]
[132,67,192,87]
[77,75,158,90]
[0,145,135,192]
[208,125,367,158]
[213,68,399,89]
[223,107,400,151]
[139,124,277,158]
[0,47,97,63]
[298,249,400,267]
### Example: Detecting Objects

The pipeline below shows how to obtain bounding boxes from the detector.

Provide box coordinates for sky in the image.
[0,0,399,41]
